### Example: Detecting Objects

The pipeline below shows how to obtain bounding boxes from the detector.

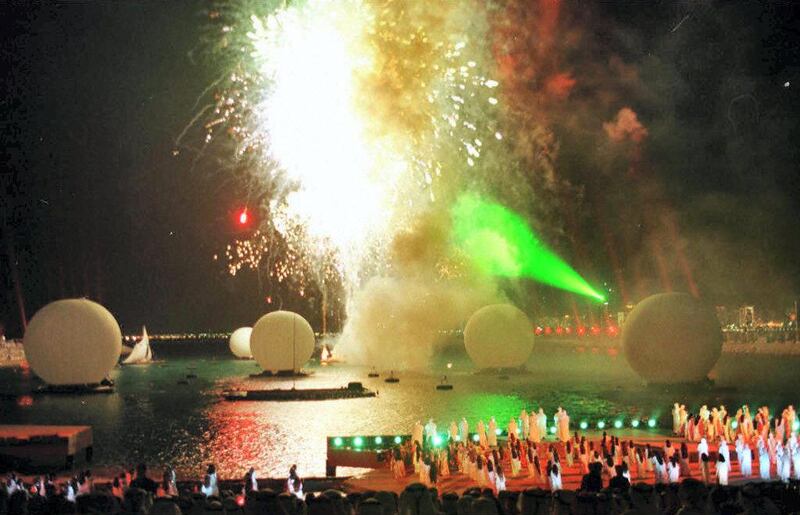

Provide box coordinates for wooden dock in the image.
[0,425,93,470]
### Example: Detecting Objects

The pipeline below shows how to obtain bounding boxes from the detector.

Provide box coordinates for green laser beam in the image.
[451,193,605,302]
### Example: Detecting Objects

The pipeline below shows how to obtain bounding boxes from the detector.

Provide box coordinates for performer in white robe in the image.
[537,409,548,440]
[718,439,730,464]
[736,436,752,477]
[508,416,518,438]
[758,438,771,480]
[791,436,800,480]
[488,417,498,447]
[478,420,488,447]
[778,443,791,483]
[495,467,506,493]
[529,413,541,443]
[521,409,530,439]
[548,462,562,492]
[424,419,437,445]
[716,454,729,485]
[697,438,709,461]
[672,403,681,435]
[449,421,459,441]
[558,409,570,443]
[459,418,469,443]
[667,456,681,483]
[679,405,688,435]
[412,421,424,446]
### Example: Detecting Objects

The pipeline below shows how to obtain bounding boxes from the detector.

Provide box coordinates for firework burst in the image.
[194,0,506,293]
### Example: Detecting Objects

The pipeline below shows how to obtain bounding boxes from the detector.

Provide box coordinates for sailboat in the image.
[122,326,153,365]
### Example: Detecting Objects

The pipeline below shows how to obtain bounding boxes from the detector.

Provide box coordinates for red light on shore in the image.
[606,325,619,336]
[577,326,586,336]
[591,325,601,335]
[555,326,563,335]
[238,208,249,225]
[534,326,543,336]
[544,326,552,335]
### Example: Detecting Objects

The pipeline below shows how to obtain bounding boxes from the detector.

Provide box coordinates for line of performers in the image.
[671,403,797,444]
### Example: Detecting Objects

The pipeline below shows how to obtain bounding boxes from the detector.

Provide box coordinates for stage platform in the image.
[0,425,93,470]
[342,433,771,494]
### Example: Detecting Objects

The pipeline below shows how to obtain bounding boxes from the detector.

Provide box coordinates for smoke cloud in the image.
[338,212,504,370]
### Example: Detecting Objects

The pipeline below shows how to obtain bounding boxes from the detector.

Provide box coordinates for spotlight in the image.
[597,421,606,429]
[495,428,502,436]
[614,420,623,429]
[473,434,480,442]
[354,436,363,447]
[455,435,461,441]
[374,436,383,445]
[579,421,588,430]
[794,421,800,432]
[433,435,443,447]
[394,436,402,444]
[333,437,343,447]
[731,421,738,429]
[648,419,657,428]
[549,426,557,434]
[631,420,640,428]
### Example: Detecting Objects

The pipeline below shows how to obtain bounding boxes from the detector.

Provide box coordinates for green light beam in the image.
[451,193,605,302]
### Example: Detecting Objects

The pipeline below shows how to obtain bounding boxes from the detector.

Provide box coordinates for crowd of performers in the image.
[387,404,800,494]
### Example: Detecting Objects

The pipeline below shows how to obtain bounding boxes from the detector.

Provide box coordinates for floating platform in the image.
[0,425,93,471]
[248,370,313,378]
[34,384,114,395]
[223,383,376,402]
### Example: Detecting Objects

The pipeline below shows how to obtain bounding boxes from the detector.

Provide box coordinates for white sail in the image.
[122,326,152,365]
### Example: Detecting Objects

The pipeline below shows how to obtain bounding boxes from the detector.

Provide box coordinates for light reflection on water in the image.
[1,342,798,479]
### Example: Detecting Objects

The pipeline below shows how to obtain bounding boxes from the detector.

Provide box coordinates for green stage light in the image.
[614,420,623,429]
[433,435,443,447]
[597,421,606,429]
[579,421,588,430]
[455,435,461,441]
[394,436,402,444]
[631,420,640,428]
[473,434,480,442]
[495,428,502,436]
[731,421,738,429]
[549,426,557,434]
[354,436,363,447]
[374,436,383,445]
[333,437,343,447]
[452,194,605,301]
[794,421,800,432]
[648,419,657,428]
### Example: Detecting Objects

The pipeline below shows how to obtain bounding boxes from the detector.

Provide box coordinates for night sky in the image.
[1,1,798,336]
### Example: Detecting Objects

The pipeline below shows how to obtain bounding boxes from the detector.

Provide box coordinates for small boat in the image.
[367,367,380,378]
[384,371,399,384]
[436,375,453,390]
[121,326,153,365]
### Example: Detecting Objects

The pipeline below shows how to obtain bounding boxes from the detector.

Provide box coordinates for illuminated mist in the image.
[452,194,605,302]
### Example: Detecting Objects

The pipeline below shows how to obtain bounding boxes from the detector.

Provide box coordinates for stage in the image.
[342,432,771,494]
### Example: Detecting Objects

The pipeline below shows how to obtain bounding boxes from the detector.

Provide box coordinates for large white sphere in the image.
[464,304,534,368]
[229,327,253,359]
[250,311,315,373]
[23,299,122,385]
[622,292,722,384]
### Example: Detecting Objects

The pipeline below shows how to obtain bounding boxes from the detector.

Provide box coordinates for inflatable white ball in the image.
[23,298,122,385]
[250,311,315,373]
[464,304,534,368]
[229,327,253,359]
[622,292,722,384]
